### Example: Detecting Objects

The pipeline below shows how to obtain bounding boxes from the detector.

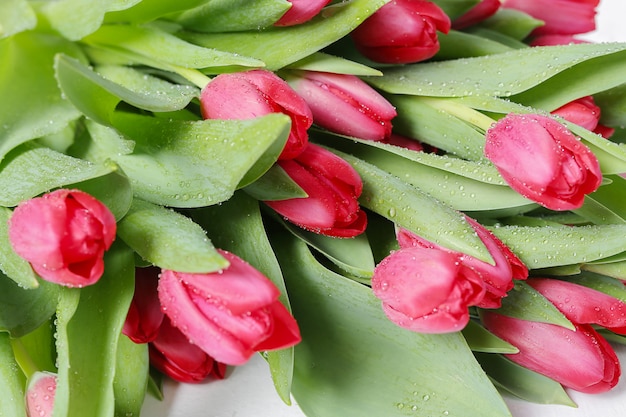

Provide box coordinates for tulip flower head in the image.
[8,189,117,287]
[452,0,501,30]
[484,113,602,210]
[123,266,165,344]
[26,372,57,417]
[158,249,301,365]
[200,69,313,160]
[274,0,332,26]
[265,143,367,237]
[286,70,397,141]
[502,0,599,36]
[551,96,614,138]
[350,0,451,64]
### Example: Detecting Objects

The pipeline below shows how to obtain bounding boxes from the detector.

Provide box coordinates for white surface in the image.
[142,2,626,416]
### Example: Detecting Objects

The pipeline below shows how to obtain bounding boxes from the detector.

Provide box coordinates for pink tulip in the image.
[502,0,599,36]
[26,372,56,417]
[286,71,397,141]
[372,247,486,333]
[552,96,614,138]
[274,0,331,26]
[8,189,116,287]
[200,69,313,160]
[452,0,501,29]
[381,133,425,152]
[350,0,451,64]
[484,113,602,211]
[123,267,165,344]
[265,143,367,237]
[158,249,301,365]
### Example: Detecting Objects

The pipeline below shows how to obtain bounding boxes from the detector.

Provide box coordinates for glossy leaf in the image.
[285,52,383,76]
[243,164,308,201]
[462,320,518,354]
[595,83,626,126]
[0,0,36,38]
[0,31,83,162]
[274,233,511,417]
[432,0,479,19]
[190,191,295,405]
[565,272,626,303]
[114,334,149,417]
[109,112,290,207]
[53,241,135,417]
[117,198,227,273]
[436,30,513,60]
[582,261,626,281]
[104,0,209,23]
[181,0,390,70]
[16,320,57,374]
[332,150,493,263]
[0,207,39,289]
[477,8,543,40]
[0,333,26,417]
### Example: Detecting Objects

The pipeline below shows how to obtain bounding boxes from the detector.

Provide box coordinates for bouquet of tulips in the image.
[3,0,626,416]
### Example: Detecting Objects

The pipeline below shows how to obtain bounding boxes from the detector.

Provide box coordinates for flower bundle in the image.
[2,1,626,416]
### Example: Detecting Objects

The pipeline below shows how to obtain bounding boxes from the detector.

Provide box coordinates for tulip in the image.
[25,372,56,417]
[501,0,599,36]
[552,96,614,138]
[8,189,116,287]
[200,69,313,160]
[381,133,425,152]
[286,70,397,141]
[123,267,164,344]
[264,143,367,237]
[158,249,301,365]
[372,246,486,333]
[274,0,332,26]
[452,0,501,30]
[350,0,451,64]
[484,113,602,211]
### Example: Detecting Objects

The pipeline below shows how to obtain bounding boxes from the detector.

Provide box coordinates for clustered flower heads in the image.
[4,0,626,417]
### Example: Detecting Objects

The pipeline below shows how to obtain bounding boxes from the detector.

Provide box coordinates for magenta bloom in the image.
[123,267,165,344]
[26,372,56,417]
[552,96,614,138]
[287,71,397,141]
[274,0,331,26]
[158,250,301,365]
[8,189,116,287]
[201,69,313,160]
[452,0,501,29]
[350,0,451,64]
[265,143,367,237]
[502,0,599,36]
[484,113,602,210]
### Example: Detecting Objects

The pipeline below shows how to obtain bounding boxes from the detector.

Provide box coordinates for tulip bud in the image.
[350,0,451,64]
[502,0,599,36]
[484,113,602,210]
[452,0,501,30]
[26,372,57,417]
[123,267,165,344]
[274,0,332,26]
[552,96,614,138]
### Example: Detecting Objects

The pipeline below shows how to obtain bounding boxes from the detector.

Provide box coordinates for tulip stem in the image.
[417,97,495,132]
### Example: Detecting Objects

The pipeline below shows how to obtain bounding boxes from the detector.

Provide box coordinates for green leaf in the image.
[174,0,290,32]
[189,191,295,405]
[0,142,114,207]
[575,176,626,225]
[0,0,36,38]
[595,83,626,126]
[16,320,57,374]
[181,0,390,71]
[114,334,149,417]
[474,352,576,406]
[244,164,308,201]
[436,30,514,60]
[331,150,493,263]
[582,261,626,281]
[490,224,626,269]
[564,272,626,303]
[0,271,60,338]
[0,207,39,289]
[53,241,135,417]
[0,333,26,417]
[462,320,518,354]
[274,233,511,417]
[108,112,290,208]
[477,8,544,40]
[117,198,227,273]
[104,0,209,23]
[432,0,479,19]
[0,31,84,162]
[285,52,383,76]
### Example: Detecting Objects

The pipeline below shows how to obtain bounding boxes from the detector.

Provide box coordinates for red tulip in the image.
[502,0,599,36]
[484,113,602,210]
[265,143,367,237]
[200,69,313,160]
[26,372,57,417]
[350,0,451,64]
[452,0,501,29]
[552,96,614,138]
[123,267,165,344]
[8,189,116,287]
[274,0,332,26]
[158,249,301,365]
[286,70,397,141]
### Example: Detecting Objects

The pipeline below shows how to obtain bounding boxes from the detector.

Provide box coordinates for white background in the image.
[142,1,626,416]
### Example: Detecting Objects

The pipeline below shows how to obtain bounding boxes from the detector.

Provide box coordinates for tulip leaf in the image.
[491,281,575,330]
[190,191,295,405]
[368,43,626,99]
[490,224,626,270]
[436,30,514,60]
[174,0,291,33]
[285,52,383,76]
[0,0,36,38]
[244,164,308,201]
[0,207,39,289]
[462,320,518,354]
[582,261,626,281]
[332,150,493,264]
[117,198,228,273]
[0,32,84,162]
[181,0,390,70]
[107,112,290,207]
[0,333,26,417]
[564,272,626,303]
[431,0,479,19]
[0,271,60,338]
[273,232,511,417]
[474,352,576,407]
[53,241,135,417]
[477,8,544,41]
[595,83,626,126]
[15,319,57,374]
[114,334,150,417]
[104,0,209,23]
